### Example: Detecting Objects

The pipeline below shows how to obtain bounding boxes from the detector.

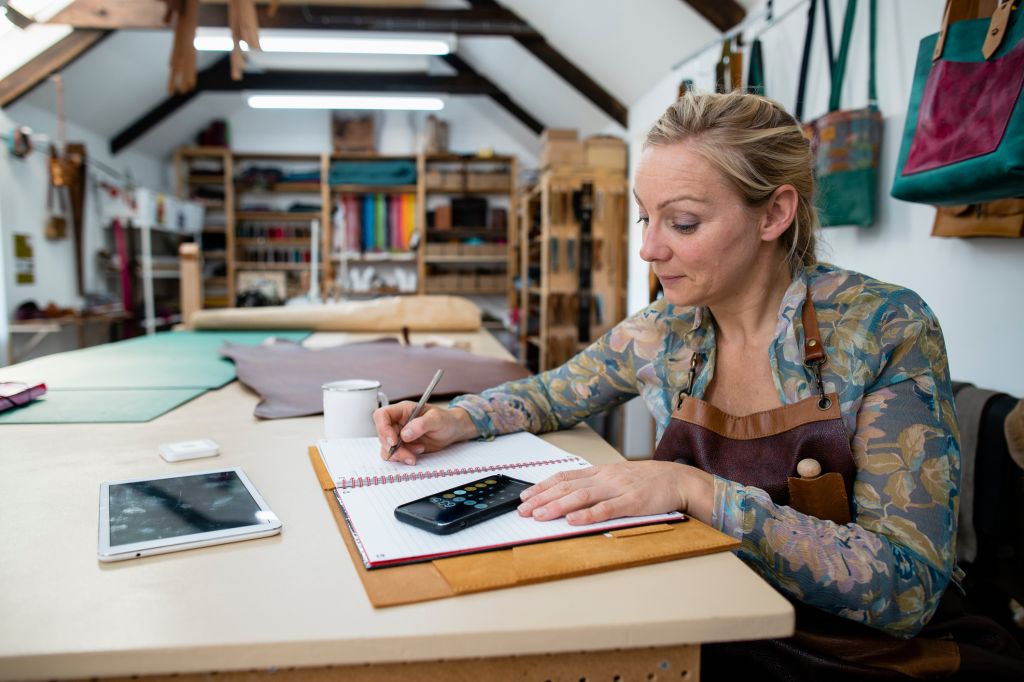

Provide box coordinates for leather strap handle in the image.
[933,0,1011,62]
[828,0,878,112]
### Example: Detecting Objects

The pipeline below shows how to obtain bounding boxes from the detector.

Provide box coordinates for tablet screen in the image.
[108,470,264,546]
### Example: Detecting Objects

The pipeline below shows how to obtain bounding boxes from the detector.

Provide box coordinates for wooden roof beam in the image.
[466,0,626,128]
[441,53,544,135]
[109,60,503,154]
[0,29,109,109]
[682,0,746,32]
[47,1,538,37]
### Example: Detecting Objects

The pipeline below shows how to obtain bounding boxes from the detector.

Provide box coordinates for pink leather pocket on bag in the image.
[903,38,1024,174]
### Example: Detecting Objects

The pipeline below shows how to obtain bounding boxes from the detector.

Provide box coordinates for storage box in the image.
[585,135,628,171]
[424,169,444,190]
[332,115,376,153]
[467,172,511,192]
[457,272,477,290]
[541,128,585,169]
[434,204,452,230]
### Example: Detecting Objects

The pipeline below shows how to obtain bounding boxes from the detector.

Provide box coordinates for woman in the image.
[374,92,1022,680]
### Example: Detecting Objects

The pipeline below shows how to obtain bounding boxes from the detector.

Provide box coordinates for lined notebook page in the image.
[335,460,684,568]
[318,432,584,488]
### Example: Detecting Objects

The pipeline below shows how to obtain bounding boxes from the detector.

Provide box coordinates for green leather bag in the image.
[804,0,883,227]
[891,1,1024,205]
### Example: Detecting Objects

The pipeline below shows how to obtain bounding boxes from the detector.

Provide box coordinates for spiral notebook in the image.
[316,432,685,569]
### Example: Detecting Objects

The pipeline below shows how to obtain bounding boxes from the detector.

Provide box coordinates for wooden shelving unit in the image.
[518,167,628,373]
[174,148,524,306]
[174,146,233,308]
[418,153,517,302]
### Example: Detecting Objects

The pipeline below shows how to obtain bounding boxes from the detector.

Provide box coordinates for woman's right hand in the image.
[372,403,479,465]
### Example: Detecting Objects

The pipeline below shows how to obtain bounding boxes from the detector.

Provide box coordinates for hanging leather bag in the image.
[804,0,884,227]
[891,0,1024,205]
[932,198,1024,237]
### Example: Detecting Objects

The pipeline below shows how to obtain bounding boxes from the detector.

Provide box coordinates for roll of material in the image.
[189,295,482,332]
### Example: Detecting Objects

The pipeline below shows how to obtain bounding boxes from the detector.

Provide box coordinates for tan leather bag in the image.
[932,198,1024,238]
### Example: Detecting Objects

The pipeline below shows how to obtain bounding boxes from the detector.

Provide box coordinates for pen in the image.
[387,368,444,461]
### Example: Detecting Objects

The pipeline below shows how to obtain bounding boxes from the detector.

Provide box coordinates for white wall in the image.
[0,102,166,364]
[623,0,1024,456]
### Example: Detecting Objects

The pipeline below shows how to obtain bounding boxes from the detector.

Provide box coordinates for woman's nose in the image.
[639,223,671,263]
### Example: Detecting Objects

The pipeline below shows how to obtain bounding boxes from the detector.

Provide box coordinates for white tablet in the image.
[98,467,281,562]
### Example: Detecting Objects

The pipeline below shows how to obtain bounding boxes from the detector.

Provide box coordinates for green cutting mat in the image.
[0,330,309,390]
[0,388,207,424]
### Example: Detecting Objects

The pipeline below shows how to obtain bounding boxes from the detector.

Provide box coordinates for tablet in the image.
[98,468,281,562]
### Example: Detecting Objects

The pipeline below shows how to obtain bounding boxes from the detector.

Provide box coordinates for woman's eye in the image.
[672,223,699,233]
[636,215,650,225]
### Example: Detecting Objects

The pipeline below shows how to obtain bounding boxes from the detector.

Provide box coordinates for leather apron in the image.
[652,293,1024,680]
[653,291,854,524]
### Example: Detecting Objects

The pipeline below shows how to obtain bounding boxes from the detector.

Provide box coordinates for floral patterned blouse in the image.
[452,263,960,639]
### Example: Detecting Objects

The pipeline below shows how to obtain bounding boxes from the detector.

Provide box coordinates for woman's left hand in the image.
[517,461,715,525]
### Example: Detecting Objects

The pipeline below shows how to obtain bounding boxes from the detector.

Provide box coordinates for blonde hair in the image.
[644,91,818,273]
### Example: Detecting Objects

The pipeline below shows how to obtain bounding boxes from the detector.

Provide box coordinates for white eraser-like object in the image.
[159,439,220,462]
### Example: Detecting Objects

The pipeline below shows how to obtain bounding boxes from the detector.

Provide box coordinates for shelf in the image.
[527,336,542,348]
[424,255,508,264]
[188,175,226,184]
[425,154,515,163]
[427,227,507,239]
[204,277,228,286]
[236,212,321,221]
[332,252,417,262]
[528,287,543,296]
[204,296,230,307]
[234,262,316,270]
[202,225,226,233]
[332,184,417,193]
[203,250,227,258]
[179,147,229,157]
[425,188,512,195]
[195,199,226,209]
[235,182,321,193]
[236,239,312,247]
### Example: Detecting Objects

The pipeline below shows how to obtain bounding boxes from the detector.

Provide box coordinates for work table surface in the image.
[0,331,793,680]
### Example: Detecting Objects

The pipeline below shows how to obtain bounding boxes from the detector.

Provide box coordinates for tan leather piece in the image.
[310,446,741,606]
[436,521,737,595]
[794,627,960,677]
[190,295,482,331]
[787,473,852,524]
[671,393,843,441]
[984,0,1013,59]
[932,199,1024,238]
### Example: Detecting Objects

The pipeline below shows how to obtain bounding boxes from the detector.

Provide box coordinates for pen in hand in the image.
[386,369,444,461]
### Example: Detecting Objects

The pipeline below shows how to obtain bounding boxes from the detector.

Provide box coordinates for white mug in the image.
[322,379,389,439]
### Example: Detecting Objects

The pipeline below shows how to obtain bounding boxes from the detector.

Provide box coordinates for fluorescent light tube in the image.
[247,95,444,111]
[195,33,450,55]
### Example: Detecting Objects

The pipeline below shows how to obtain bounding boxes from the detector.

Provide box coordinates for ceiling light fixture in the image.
[247,95,445,111]
[195,31,450,56]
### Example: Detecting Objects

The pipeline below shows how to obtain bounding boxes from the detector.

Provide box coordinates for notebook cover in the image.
[309,446,740,608]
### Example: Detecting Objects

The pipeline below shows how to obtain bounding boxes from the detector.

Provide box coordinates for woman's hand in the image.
[372,403,479,465]
[517,461,716,525]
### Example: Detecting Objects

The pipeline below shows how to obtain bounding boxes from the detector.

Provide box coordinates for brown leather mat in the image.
[222,339,531,419]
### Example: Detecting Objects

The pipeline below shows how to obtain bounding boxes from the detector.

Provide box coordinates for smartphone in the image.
[394,474,534,535]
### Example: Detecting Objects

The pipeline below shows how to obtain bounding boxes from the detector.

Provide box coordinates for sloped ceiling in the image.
[4,0,754,159]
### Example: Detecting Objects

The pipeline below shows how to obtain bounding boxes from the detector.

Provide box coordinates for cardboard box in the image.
[332,115,376,153]
[541,128,578,144]
[585,136,628,171]
[541,140,585,169]
[467,172,511,192]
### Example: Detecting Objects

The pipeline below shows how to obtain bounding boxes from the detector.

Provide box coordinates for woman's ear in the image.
[760,185,799,243]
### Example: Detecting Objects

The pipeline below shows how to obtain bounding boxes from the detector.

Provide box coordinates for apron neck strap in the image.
[802,289,827,365]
